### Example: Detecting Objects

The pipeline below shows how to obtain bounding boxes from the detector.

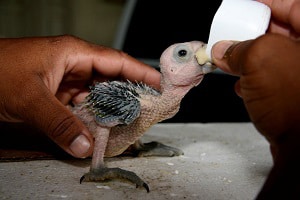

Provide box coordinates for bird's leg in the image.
[80,127,149,192]
[127,139,184,157]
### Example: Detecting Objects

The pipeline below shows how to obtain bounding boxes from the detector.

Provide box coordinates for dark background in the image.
[122,0,250,122]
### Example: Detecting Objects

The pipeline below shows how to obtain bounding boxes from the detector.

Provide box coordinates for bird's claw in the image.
[137,141,184,157]
[80,167,149,192]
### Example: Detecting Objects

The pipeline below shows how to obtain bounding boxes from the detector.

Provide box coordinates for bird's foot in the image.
[135,141,184,157]
[80,167,149,192]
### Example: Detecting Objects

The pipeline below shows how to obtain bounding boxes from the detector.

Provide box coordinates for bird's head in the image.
[159,41,208,90]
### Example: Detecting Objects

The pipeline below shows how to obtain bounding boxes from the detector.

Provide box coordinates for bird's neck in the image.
[160,82,194,100]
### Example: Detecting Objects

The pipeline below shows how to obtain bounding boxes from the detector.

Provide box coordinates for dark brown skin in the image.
[0,35,161,159]
[212,0,300,198]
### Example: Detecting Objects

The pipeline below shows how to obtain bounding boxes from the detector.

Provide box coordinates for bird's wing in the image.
[85,81,142,126]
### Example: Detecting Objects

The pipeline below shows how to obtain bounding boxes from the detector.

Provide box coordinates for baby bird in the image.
[71,41,207,192]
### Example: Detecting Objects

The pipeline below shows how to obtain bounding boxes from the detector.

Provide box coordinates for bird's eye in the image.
[178,49,187,57]
[173,44,192,63]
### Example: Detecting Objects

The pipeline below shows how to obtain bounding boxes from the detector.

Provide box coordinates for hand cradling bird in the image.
[71,41,213,192]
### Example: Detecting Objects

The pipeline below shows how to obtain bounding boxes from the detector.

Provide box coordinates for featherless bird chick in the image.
[71,41,209,192]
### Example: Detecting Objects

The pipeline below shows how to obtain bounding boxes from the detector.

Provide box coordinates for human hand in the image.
[211,0,300,157]
[211,0,300,198]
[0,35,161,158]
[257,0,300,38]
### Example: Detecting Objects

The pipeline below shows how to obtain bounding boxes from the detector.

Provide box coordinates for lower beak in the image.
[200,62,217,74]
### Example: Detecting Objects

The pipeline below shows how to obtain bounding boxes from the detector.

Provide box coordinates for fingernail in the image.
[70,134,91,158]
[212,40,235,60]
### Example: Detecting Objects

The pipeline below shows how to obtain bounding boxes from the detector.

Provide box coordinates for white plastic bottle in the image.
[196,0,271,72]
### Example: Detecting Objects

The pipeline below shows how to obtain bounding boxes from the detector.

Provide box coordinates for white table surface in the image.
[0,123,273,200]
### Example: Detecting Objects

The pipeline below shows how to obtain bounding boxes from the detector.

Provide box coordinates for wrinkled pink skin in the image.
[72,41,205,170]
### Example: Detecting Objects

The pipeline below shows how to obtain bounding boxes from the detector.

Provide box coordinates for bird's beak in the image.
[199,62,217,74]
[194,45,217,74]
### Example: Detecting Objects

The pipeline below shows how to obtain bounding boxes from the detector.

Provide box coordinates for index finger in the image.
[92,47,161,89]
[62,37,161,90]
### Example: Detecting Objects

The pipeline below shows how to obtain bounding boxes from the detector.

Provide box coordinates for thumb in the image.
[21,86,94,158]
[211,40,254,76]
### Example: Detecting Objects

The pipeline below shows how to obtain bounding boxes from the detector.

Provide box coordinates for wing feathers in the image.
[85,81,159,126]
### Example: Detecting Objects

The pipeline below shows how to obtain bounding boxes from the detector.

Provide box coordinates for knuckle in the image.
[48,35,82,53]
